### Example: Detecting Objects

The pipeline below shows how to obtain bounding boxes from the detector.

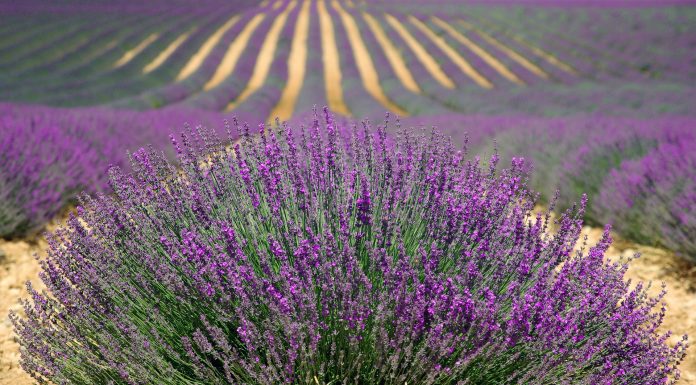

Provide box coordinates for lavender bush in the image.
[400,113,696,261]
[542,121,696,260]
[0,103,230,238]
[0,114,103,237]
[596,133,696,259]
[13,110,686,384]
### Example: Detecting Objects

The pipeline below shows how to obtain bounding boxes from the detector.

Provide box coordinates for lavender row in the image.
[416,81,696,117]
[399,113,696,260]
[0,103,235,238]
[1,12,175,92]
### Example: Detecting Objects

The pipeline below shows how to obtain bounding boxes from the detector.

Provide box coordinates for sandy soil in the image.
[0,238,44,385]
[1,223,694,384]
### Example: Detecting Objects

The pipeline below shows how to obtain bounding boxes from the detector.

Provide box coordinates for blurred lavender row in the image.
[0,103,236,238]
[398,113,696,260]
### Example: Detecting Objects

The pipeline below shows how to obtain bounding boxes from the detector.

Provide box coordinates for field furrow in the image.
[440,18,542,86]
[362,11,421,94]
[176,14,241,82]
[0,13,192,103]
[0,17,117,74]
[350,8,451,116]
[5,12,165,81]
[476,14,599,78]
[332,0,407,116]
[30,17,203,104]
[39,9,243,107]
[292,0,327,115]
[317,0,351,116]
[0,13,169,99]
[455,19,551,81]
[468,16,579,78]
[374,12,465,114]
[0,15,71,52]
[181,10,281,111]
[383,13,455,90]
[226,1,297,113]
[87,12,236,108]
[408,15,493,89]
[269,0,311,122]
[431,16,524,86]
[323,0,378,118]
[228,1,299,122]
[460,21,577,84]
[272,0,285,10]
[0,16,101,68]
[146,9,259,108]
[143,28,197,74]
[523,10,643,79]
[203,13,266,92]
[113,33,161,68]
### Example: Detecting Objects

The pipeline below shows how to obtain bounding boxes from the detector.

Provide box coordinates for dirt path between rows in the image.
[1,222,695,384]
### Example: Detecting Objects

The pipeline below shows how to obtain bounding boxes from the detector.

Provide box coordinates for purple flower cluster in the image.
[0,103,231,237]
[399,113,696,261]
[0,112,101,237]
[596,133,696,258]
[12,109,686,384]
[524,119,696,260]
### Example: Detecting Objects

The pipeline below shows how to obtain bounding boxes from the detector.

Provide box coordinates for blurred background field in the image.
[0,0,695,383]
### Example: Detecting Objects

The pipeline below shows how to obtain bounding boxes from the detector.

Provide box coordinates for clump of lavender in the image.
[477,115,695,259]
[556,130,655,224]
[0,114,103,237]
[0,103,228,238]
[12,109,686,384]
[596,133,696,259]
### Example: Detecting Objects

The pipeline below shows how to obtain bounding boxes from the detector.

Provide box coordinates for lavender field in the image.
[1,0,695,384]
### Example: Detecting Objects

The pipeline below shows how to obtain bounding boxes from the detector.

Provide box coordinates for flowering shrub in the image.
[0,103,229,238]
[12,109,686,384]
[400,113,696,260]
[550,122,696,261]
[0,114,103,237]
[555,126,657,221]
[596,133,696,259]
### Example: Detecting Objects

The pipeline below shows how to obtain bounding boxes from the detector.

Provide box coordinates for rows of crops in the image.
[2,1,694,118]
[2,1,696,384]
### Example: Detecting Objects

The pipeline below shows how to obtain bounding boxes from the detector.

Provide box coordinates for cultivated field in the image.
[1,1,695,384]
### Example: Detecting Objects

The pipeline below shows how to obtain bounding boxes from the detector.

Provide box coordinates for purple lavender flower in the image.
[11,110,686,384]
[398,113,696,261]
[0,102,231,237]
[596,133,696,258]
